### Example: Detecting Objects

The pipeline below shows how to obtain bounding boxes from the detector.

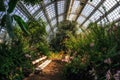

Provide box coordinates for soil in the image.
[23,60,66,80]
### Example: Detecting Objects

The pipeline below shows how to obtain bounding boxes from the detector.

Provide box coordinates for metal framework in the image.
[17,1,35,20]
[40,2,54,33]
[64,0,71,20]
[0,0,120,37]
[74,0,88,21]
[55,0,58,26]
[80,0,105,26]
[96,1,120,23]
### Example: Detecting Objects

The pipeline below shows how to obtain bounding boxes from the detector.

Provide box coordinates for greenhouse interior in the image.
[0,0,120,80]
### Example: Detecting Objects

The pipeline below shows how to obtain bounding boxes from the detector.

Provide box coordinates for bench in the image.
[32,56,52,74]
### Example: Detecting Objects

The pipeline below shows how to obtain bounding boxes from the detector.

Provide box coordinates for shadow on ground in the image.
[24,60,66,80]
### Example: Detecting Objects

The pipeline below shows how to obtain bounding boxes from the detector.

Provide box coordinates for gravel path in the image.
[24,60,65,80]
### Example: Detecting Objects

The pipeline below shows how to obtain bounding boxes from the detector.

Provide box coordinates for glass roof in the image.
[90,10,103,22]
[12,7,28,22]
[77,16,86,24]
[81,4,94,17]
[57,1,65,15]
[23,2,40,15]
[46,3,56,19]
[0,0,120,36]
[58,15,64,23]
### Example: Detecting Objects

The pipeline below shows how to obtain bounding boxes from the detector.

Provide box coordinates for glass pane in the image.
[90,10,103,22]
[51,19,57,26]
[57,1,65,15]
[88,0,101,6]
[71,0,80,14]
[46,3,56,19]
[44,0,51,5]
[69,14,76,21]
[81,4,94,17]
[107,6,120,22]
[99,0,117,12]
[46,25,51,33]
[83,20,90,28]
[77,16,86,24]
[12,8,28,22]
[58,15,64,22]
[22,2,40,15]
[35,10,47,22]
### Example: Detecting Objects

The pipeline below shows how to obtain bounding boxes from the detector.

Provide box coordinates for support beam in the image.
[96,2,119,23]
[33,7,42,17]
[33,0,83,18]
[33,0,102,22]
[48,14,92,34]
[34,11,89,28]
[80,0,105,27]
[50,12,89,23]
[17,1,35,20]
[40,2,54,33]
[51,13,64,21]
[87,2,104,14]
[33,0,64,17]
[75,0,88,21]
[66,0,75,20]
[55,0,58,26]
[64,0,71,20]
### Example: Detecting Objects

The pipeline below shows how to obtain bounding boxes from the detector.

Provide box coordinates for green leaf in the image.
[6,14,15,38]
[7,0,19,13]
[1,14,7,27]
[0,0,5,11]
[13,15,30,35]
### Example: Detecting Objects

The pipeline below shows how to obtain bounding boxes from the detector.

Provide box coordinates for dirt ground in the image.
[24,60,65,80]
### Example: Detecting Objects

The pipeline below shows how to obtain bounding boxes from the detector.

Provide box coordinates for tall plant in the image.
[50,20,78,52]
[0,0,29,39]
[27,19,50,56]
[63,22,120,80]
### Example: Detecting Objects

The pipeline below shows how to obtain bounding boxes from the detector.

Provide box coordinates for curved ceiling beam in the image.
[87,2,104,14]
[48,13,92,34]
[33,0,64,17]
[74,0,89,21]
[96,2,119,23]
[50,12,89,22]
[32,0,116,31]
[66,0,75,20]
[64,0,71,20]
[33,0,104,24]
[40,2,54,33]
[33,0,77,18]
[55,0,58,26]
[17,1,35,20]
[80,0,105,27]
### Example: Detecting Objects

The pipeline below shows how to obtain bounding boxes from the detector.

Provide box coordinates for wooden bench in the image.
[32,56,52,74]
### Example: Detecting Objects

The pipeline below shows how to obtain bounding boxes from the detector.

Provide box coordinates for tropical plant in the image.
[0,0,50,80]
[63,55,94,80]
[50,20,78,52]
[0,18,49,79]
[63,22,120,80]
[27,19,50,57]
[0,40,33,80]
[27,19,47,45]
[0,0,29,39]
